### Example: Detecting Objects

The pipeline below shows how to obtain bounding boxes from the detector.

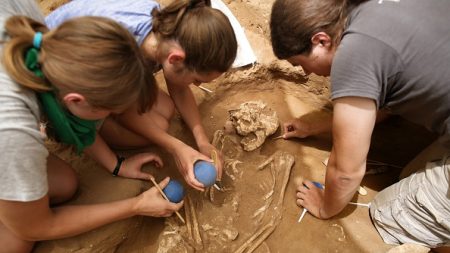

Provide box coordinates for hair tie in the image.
[188,0,196,9]
[189,0,206,9]
[33,32,43,49]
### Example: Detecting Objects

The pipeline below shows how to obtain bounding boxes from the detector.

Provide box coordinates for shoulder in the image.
[331,33,402,108]
[333,33,402,81]
[0,71,48,202]
[0,63,42,138]
[46,0,160,44]
[46,0,160,21]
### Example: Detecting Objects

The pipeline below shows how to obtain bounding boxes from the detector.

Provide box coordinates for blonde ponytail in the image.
[2,16,50,91]
[2,16,156,113]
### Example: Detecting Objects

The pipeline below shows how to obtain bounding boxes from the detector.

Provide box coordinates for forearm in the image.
[0,196,140,241]
[191,124,209,145]
[169,85,209,146]
[40,197,139,240]
[320,97,376,218]
[84,133,117,173]
[320,152,365,218]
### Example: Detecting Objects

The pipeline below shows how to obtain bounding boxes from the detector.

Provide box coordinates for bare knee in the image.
[155,89,175,121]
[100,117,153,148]
[51,167,78,205]
[47,154,78,205]
[0,223,34,253]
[166,96,175,120]
[1,241,34,253]
[153,113,170,131]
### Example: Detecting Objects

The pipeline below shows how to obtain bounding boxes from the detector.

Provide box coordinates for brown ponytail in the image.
[270,0,369,59]
[2,16,156,114]
[152,0,237,73]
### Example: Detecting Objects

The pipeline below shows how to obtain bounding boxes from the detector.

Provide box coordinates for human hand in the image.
[198,142,223,181]
[134,177,184,217]
[296,179,326,219]
[172,142,212,191]
[117,153,163,180]
[282,119,312,139]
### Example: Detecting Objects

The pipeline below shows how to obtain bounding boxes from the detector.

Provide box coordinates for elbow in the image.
[13,225,57,241]
[13,230,43,242]
[329,164,365,189]
[337,168,364,182]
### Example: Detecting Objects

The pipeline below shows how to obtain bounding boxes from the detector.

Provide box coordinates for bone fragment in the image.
[189,197,202,248]
[234,223,274,253]
[184,199,193,243]
[263,190,274,200]
[236,152,295,253]
[201,223,213,231]
[208,186,215,202]
[252,205,268,218]
[229,101,279,151]
[246,224,277,253]
[275,153,295,207]
[184,197,203,250]
[212,130,225,149]
[257,156,274,170]
[358,186,368,196]
[223,228,239,241]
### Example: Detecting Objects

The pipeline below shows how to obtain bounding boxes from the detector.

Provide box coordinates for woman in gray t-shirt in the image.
[270,0,450,250]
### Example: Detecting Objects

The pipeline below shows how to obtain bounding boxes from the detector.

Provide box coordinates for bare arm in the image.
[321,97,376,218]
[84,133,117,173]
[166,82,222,183]
[118,104,210,190]
[167,83,209,150]
[0,178,182,241]
[0,195,137,240]
[84,133,162,180]
[296,97,376,219]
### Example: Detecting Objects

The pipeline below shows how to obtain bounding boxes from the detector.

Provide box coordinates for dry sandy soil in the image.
[34,0,436,252]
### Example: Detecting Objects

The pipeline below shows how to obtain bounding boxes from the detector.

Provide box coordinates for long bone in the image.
[184,196,203,250]
[235,152,295,253]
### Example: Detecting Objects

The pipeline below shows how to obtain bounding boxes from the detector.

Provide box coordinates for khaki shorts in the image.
[370,155,450,248]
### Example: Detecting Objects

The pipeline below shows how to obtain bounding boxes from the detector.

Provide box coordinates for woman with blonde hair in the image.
[0,1,182,252]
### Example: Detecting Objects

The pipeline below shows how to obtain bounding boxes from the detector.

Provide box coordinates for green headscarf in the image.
[24,46,97,154]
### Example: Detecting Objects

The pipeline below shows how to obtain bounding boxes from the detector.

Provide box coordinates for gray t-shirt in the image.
[0,0,49,201]
[331,0,450,146]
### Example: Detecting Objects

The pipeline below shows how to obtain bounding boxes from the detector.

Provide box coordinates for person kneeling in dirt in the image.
[0,1,182,252]
[46,0,239,191]
[270,0,450,251]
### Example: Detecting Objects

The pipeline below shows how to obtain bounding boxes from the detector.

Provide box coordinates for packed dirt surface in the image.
[34,0,436,252]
